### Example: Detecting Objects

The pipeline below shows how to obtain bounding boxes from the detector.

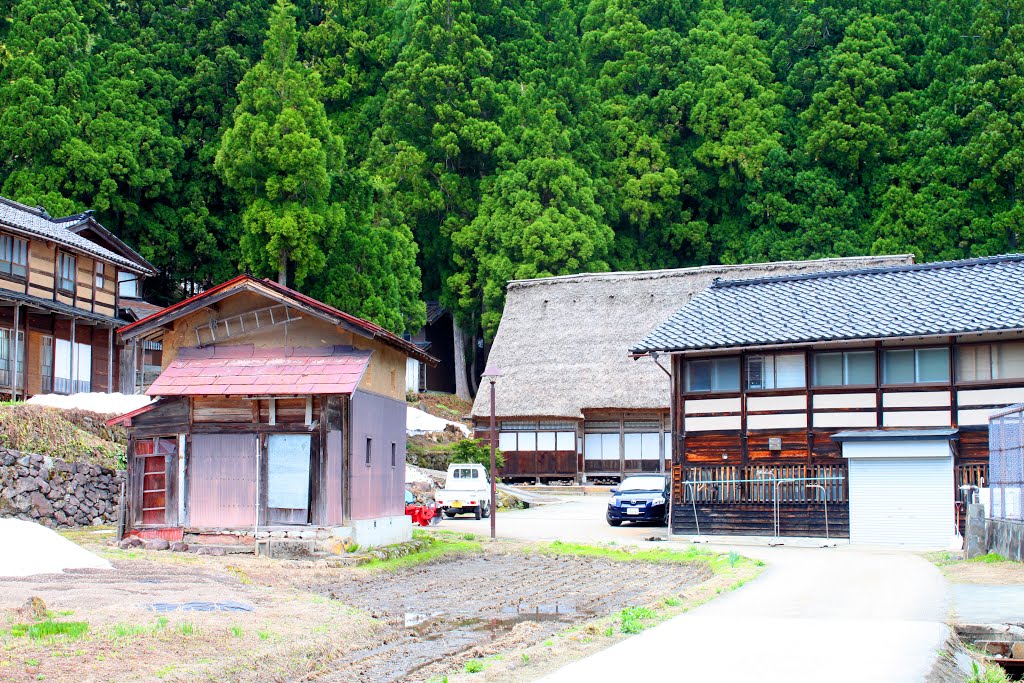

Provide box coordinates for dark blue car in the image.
[606,474,669,526]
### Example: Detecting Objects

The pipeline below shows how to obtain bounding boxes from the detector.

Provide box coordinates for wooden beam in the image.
[107,326,113,393]
[69,315,76,394]
[9,303,19,399]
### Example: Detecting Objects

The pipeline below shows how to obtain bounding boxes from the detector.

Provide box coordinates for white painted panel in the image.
[958,387,1024,407]
[747,413,807,430]
[684,397,740,415]
[882,391,950,408]
[684,415,741,431]
[747,394,806,412]
[812,393,876,410]
[882,410,951,428]
[958,408,998,426]
[498,432,518,451]
[843,439,952,460]
[813,411,876,428]
[846,448,954,549]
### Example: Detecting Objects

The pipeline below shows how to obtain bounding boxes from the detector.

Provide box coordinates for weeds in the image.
[619,606,656,634]
[464,660,484,673]
[969,553,1008,564]
[229,626,244,638]
[521,653,530,664]
[967,661,1010,683]
[11,621,89,641]
[226,566,253,585]
[177,623,197,636]
[258,630,272,641]
[361,535,482,571]
[727,551,740,568]
[663,596,682,607]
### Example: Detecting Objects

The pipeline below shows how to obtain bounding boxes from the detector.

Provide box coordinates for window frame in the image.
[745,352,807,392]
[811,349,877,388]
[684,356,740,394]
[57,252,77,295]
[956,341,1024,385]
[881,346,951,386]
[95,261,105,290]
[0,233,28,281]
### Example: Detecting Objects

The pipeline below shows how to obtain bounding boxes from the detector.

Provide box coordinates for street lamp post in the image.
[482,365,503,540]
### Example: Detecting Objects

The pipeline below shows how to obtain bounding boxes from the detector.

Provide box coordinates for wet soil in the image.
[307,551,711,683]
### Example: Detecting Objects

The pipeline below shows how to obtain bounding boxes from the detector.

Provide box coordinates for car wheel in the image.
[474,506,482,520]
[607,519,622,527]
[482,503,491,519]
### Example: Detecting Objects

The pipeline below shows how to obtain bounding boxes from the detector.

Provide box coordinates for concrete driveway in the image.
[445,495,953,683]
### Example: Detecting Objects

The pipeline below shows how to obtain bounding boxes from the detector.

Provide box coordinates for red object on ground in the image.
[127,527,184,542]
[406,502,440,527]
[146,345,371,397]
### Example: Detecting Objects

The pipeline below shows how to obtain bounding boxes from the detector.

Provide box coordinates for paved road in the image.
[445,496,953,683]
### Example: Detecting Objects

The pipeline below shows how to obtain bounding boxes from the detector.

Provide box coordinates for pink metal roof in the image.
[146,345,372,397]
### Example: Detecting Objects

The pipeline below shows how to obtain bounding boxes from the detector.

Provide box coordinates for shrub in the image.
[450,438,504,469]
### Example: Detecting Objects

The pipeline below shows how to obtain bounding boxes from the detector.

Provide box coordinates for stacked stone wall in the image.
[0,449,123,527]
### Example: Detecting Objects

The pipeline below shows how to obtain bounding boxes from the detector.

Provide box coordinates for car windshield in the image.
[618,476,666,492]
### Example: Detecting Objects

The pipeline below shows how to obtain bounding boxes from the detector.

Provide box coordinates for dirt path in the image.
[305,551,711,682]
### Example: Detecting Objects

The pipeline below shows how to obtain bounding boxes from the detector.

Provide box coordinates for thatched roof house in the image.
[473,255,915,481]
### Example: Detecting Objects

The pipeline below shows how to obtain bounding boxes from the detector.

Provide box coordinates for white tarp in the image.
[26,392,152,415]
[406,406,470,437]
[0,519,111,577]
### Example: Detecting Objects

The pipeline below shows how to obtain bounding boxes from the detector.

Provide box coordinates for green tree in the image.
[450,438,504,469]
[215,0,342,286]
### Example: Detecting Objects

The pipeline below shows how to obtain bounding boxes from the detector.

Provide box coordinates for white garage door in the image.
[846,442,954,549]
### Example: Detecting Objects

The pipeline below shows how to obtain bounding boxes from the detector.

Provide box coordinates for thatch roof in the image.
[471,255,915,420]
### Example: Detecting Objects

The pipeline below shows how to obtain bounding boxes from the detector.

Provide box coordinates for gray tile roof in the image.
[0,197,150,273]
[632,255,1024,354]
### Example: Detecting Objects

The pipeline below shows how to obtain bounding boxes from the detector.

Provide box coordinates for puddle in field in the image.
[404,603,581,632]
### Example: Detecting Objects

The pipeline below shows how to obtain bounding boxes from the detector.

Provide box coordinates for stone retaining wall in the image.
[966,503,1024,561]
[0,448,123,528]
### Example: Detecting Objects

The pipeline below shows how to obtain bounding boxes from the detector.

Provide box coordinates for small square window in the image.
[95,262,105,289]
[391,442,397,467]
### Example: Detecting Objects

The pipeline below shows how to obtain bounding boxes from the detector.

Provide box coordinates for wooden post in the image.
[69,316,76,394]
[107,327,114,393]
[132,339,139,394]
[9,303,19,399]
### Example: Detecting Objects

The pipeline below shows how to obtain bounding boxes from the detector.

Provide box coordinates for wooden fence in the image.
[672,464,848,505]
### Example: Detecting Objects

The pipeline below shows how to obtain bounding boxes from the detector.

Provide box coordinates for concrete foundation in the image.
[350,515,413,548]
[964,504,1024,561]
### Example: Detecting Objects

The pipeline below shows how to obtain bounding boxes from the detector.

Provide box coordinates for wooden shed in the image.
[111,275,437,549]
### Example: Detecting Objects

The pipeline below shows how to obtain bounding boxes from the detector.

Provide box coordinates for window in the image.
[453,467,479,479]
[0,235,28,279]
[118,270,139,298]
[686,357,740,392]
[41,335,53,392]
[958,343,1024,382]
[54,339,91,393]
[58,252,76,293]
[747,353,805,390]
[813,350,876,386]
[391,442,397,467]
[365,437,372,465]
[0,329,25,389]
[883,347,950,384]
[95,262,105,289]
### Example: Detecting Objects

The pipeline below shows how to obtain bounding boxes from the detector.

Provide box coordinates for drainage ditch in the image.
[957,623,1024,680]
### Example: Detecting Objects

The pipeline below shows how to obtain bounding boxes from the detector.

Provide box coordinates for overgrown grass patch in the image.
[532,540,761,574]
[618,606,657,634]
[361,532,483,571]
[10,620,89,641]
[969,552,1008,564]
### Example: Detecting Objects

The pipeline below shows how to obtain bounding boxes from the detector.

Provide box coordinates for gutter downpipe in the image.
[649,351,677,540]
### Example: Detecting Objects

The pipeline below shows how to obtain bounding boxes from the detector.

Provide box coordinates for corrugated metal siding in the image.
[189,434,258,528]
[349,390,405,520]
[847,450,954,548]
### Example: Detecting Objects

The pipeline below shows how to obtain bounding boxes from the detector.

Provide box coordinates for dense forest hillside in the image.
[1,0,1021,346]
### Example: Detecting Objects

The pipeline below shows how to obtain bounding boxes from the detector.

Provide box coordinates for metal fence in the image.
[989,404,1024,522]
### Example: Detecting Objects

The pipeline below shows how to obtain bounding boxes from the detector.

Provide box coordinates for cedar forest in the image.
[1,0,1022,362]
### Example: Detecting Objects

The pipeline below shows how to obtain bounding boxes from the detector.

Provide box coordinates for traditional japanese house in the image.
[404,302,456,394]
[472,254,913,483]
[631,254,1024,548]
[0,196,157,398]
[112,275,437,549]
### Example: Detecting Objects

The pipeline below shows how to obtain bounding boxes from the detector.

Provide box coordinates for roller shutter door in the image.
[847,449,954,549]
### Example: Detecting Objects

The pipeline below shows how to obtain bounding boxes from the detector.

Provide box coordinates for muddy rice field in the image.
[0,535,720,683]
[308,552,712,682]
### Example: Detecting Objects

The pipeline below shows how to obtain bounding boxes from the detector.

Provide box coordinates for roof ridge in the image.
[505,255,916,289]
[712,254,1024,289]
